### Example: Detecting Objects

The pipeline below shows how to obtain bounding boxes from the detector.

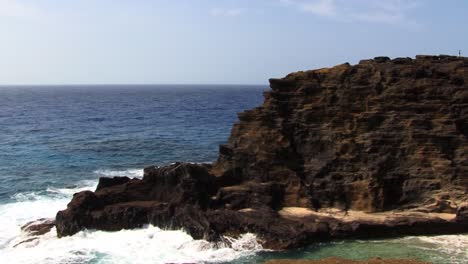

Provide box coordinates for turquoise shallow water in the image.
[0,85,466,264]
[237,235,468,263]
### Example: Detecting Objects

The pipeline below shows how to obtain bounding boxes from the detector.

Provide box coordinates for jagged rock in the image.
[96,176,131,191]
[21,218,55,236]
[212,55,468,213]
[56,55,468,249]
[56,163,218,239]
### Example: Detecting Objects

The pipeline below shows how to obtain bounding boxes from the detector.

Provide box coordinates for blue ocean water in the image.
[0,85,466,264]
[0,85,264,201]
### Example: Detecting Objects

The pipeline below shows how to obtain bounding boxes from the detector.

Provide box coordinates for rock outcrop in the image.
[21,218,55,236]
[55,55,468,249]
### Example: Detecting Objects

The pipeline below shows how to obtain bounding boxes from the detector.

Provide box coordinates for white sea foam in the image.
[0,170,262,264]
[358,235,468,264]
[409,235,468,263]
[0,181,96,250]
[1,226,261,264]
[94,169,144,178]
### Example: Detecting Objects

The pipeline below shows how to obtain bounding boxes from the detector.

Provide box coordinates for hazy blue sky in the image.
[0,0,466,84]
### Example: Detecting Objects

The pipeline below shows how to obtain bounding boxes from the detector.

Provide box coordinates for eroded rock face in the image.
[213,55,468,212]
[56,56,468,249]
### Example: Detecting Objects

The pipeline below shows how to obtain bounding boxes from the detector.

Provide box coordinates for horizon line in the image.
[0,83,268,87]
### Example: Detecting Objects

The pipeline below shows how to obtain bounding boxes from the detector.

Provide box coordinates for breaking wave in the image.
[0,172,262,264]
[93,169,144,178]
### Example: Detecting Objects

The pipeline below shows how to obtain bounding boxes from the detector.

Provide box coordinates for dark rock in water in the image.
[13,237,39,248]
[56,163,219,240]
[21,218,55,236]
[16,218,55,247]
[56,55,468,249]
[96,176,131,191]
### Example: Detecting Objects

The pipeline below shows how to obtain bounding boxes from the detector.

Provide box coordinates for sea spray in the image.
[0,176,264,264]
[93,169,144,178]
[2,226,263,264]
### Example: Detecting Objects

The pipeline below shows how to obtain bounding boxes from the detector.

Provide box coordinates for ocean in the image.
[0,85,466,264]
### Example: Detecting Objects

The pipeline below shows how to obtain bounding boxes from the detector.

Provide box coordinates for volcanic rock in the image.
[56,55,468,249]
[96,176,131,191]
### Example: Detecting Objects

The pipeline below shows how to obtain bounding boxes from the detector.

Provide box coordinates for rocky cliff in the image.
[53,55,468,250]
[213,55,468,213]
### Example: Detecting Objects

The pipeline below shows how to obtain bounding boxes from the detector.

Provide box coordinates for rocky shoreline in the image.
[27,55,468,251]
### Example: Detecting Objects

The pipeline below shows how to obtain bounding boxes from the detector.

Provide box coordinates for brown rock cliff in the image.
[53,55,468,249]
[213,55,467,212]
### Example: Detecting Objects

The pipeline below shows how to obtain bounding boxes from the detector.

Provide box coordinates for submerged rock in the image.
[16,218,56,247]
[56,55,468,249]
[21,218,55,236]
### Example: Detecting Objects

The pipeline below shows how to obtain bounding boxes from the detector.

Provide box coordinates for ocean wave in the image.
[45,181,97,197]
[9,167,144,203]
[10,180,97,202]
[0,169,263,264]
[1,224,262,264]
[93,169,143,178]
[409,235,468,263]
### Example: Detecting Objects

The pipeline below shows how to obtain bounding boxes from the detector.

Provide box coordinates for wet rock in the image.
[13,237,39,248]
[21,218,55,236]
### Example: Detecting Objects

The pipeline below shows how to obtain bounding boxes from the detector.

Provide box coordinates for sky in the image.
[0,0,467,85]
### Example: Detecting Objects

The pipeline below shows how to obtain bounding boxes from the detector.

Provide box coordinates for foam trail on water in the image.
[0,180,97,250]
[408,235,468,263]
[94,169,144,178]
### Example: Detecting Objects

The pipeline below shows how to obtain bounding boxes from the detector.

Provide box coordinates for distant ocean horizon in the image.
[0,85,466,264]
[0,84,268,88]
